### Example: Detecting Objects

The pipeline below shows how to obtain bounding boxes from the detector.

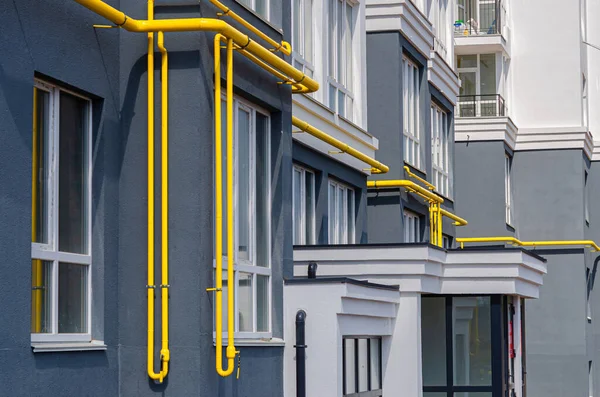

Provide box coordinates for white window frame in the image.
[403,209,421,243]
[31,79,93,343]
[343,337,383,396]
[505,153,513,225]
[430,0,449,59]
[403,56,422,169]
[237,0,270,20]
[293,164,316,245]
[291,0,315,79]
[431,102,451,198]
[213,95,272,339]
[327,0,356,120]
[457,53,502,117]
[328,179,356,244]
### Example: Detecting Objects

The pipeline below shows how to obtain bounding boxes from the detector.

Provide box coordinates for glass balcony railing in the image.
[456,94,506,118]
[454,0,504,37]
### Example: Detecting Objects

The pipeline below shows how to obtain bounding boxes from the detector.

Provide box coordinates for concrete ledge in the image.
[32,341,107,353]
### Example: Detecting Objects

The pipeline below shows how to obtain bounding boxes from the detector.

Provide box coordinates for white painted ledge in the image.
[32,341,107,353]
[455,116,518,149]
[212,338,286,347]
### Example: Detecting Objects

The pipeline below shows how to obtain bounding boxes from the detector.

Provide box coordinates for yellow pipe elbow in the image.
[403,166,436,191]
[440,209,468,227]
[292,117,389,174]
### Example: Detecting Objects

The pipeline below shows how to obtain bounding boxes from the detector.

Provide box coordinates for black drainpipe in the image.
[295,310,307,397]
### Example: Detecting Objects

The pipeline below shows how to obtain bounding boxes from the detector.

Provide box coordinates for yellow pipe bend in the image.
[73,0,317,93]
[456,237,600,252]
[209,0,292,55]
[403,166,435,190]
[440,209,468,227]
[292,117,389,174]
[367,180,443,203]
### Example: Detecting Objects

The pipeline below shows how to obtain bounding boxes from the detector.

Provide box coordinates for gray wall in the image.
[365,31,456,245]
[0,0,120,395]
[455,145,593,397]
[0,0,291,395]
[454,141,515,238]
[513,149,590,397]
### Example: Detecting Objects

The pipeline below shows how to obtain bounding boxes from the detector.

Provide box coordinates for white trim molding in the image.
[515,126,593,159]
[365,0,434,58]
[455,116,518,149]
[428,51,460,105]
[293,95,380,174]
[592,141,600,161]
[32,341,107,353]
[293,244,547,298]
[454,33,511,58]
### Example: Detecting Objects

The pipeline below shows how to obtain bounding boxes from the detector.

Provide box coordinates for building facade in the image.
[0,1,596,397]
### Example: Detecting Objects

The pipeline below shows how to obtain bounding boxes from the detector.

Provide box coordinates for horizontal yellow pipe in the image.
[209,0,291,55]
[403,166,435,190]
[440,209,468,227]
[457,237,600,252]
[73,0,318,93]
[367,180,443,203]
[292,116,389,174]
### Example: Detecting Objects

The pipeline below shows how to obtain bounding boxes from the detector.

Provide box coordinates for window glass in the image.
[328,180,355,244]
[422,297,447,386]
[256,113,270,266]
[403,57,421,168]
[305,171,315,244]
[344,339,357,393]
[403,210,421,243]
[457,54,477,68]
[238,272,254,332]
[304,0,313,63]
[370,338,381,389]
[257,275,269,332]
[358,339,369,392]
[453,297,492,386]
[343,337,383,396]
[31,260,52,333]
[479,54,496,95]
[58,262,88,333]
[238,108,251,262]
[58,92,89,255]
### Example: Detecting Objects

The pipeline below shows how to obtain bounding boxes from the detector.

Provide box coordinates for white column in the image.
[383,292,423,397]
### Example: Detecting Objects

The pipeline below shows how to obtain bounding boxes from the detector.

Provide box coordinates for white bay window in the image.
[292,0,314,77]
[293,165,316,245]
[431,103,451,197]
[328,179,355,244]
[403,57,421,168]
[328,0,355,120]
[31,80,92,342]
[214,96,272,337]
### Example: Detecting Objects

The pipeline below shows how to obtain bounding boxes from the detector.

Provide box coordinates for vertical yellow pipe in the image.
[158,31,170,376]
[225,36,238,374]
[437,206,443,247]
[31,87,42,333]
[214,34,237,378]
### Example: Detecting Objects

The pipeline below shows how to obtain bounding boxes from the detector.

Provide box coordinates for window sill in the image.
[212,338,285,347]
[32,340,107,353]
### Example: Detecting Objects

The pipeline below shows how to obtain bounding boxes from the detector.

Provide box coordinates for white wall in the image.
[585,0,600,140]
[510,0,584,129]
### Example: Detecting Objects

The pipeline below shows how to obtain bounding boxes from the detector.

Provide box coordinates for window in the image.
[343,337,383,397]
[328,179,355,244]
[214,96,271,337]
[457,54,503,117]
[422,296,501,396]
[590,361,594,397]
[328,0,355,120]
[238,0,269,19]
[31,80,92,342]
[585,170,590,224]
[403,209,421,243]
[431,103,451,197]
[293,165,316,245]
[403,56,421,168]
[505,154,513,225]
[429,0,449,59]
[292,0,314,77]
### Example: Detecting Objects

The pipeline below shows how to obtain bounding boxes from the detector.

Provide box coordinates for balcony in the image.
[454,0,509,56]
[457,94,506,118]
[454,0,503,37]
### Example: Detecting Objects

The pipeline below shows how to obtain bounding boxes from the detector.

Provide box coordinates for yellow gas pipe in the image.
[457,237,600,252]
